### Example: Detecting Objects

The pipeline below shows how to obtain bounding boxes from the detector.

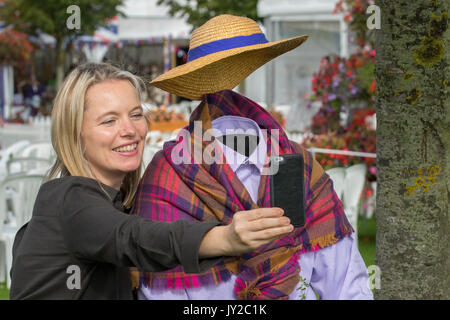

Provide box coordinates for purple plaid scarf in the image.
[132,90,353,299]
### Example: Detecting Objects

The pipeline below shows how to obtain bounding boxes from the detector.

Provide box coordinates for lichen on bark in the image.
[413,36,444,67]
[413,11,448,67]
[376,0,450,299]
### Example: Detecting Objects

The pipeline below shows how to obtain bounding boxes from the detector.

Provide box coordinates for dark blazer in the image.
[9,176,221,300]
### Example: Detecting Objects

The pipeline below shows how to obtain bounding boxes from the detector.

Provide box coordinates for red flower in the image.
[369,80,376,93]
[0,29,34,65]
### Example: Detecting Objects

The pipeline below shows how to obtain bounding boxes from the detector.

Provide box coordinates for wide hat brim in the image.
[150,35,309,100]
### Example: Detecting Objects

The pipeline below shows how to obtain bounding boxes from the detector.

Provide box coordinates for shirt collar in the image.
[76,176,124,209]
[211,115,267,174]
[99,180,124,208]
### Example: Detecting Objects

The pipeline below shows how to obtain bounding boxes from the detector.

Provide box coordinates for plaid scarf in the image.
[132,90,353,299]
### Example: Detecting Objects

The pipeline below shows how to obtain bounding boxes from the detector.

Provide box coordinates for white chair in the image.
[141,145,161,170]
[165,129,180,142]
[342,164,367,240]
[326,164,367,242]
[0,140,31,178]
[7,142,55,175]
[18,142,55,160]
[7,157,53,175]
[0,173,44,288]
[146,131,162,146]
[366,181,377,219]
[326,167,345,201]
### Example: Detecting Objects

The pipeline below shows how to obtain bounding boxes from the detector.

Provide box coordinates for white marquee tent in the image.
[245,0,352,132]
[117,0,191,40]
[0,0,191,136]
[77,0,191,63]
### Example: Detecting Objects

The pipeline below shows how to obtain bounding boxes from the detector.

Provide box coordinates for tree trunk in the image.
[376,0,450,299]
[55,38,66,90]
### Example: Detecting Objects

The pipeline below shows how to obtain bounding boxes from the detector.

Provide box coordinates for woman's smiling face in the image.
[81,79,148,189]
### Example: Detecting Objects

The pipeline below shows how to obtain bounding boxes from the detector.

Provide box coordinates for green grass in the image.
[0,282,9,300]
[0,215,376,301]
[357,213,377,268]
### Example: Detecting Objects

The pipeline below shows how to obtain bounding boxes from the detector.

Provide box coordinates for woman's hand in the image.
[223,208,293,255]
[199,208,293,258]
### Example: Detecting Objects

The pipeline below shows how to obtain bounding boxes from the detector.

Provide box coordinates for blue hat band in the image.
[187,33,269,62]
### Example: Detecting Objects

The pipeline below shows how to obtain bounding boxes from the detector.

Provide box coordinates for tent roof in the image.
[258,0,338,17]
[117,0,191,39]
[116,16,190,40]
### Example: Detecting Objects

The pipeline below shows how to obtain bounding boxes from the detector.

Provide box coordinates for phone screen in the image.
[269,154,306,228]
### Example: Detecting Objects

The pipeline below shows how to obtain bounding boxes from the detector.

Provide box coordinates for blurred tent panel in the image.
[248,0,353,132]
[117,0,191,40]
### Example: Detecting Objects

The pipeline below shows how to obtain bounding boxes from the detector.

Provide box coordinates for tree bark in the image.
[55,38,66,90]
[376,0,450,299]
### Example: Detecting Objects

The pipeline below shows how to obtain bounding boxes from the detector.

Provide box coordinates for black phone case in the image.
[269,154,306,228]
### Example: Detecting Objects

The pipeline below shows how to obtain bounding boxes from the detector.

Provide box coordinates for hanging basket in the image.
[0,29,34,66]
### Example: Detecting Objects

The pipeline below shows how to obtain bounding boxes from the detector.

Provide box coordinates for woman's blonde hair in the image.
[47,62,148,208]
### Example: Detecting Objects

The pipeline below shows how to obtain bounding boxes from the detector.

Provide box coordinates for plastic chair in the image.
[0,140,31,178]
[6,142,55,175]
[18,142,55,161]
[141,145,161,170]
[366,181,377,219]
[326,167,345,201]
[7,157,53,175]
[0,173,44,288]
[0,195,6,284]
[342,164,367,240]
[146,131,162,147]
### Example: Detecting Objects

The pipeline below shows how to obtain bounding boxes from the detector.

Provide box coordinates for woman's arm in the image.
[60,179,292,274]
[199,208,293,258]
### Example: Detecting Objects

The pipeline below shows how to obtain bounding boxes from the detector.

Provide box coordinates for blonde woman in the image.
[9,63,293,300]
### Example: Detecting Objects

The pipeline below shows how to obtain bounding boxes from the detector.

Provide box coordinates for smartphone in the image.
[269,153,306,228]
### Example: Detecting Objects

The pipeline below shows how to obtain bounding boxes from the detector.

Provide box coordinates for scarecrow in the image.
[132,15,372,300]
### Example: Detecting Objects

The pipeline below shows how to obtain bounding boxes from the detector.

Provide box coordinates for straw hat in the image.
[150,14,308,100]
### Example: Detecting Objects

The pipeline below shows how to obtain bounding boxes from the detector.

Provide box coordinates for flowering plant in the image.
[303,51,376,171]
[303,0,377,218]
[334,0,377,49]
[304,0,377,169]
[309,50,375,135]
[302,115,375,170]
[0,29,34,66]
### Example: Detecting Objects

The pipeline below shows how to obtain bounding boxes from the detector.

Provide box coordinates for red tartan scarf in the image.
[132,90,353,299]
